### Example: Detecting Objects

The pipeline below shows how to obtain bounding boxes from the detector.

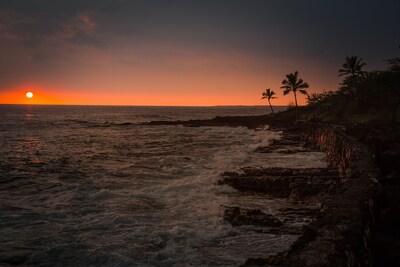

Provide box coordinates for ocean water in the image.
[0,105,326,266]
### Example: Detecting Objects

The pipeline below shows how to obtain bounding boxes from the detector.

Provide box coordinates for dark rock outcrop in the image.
[224,207,283,227]
[254,130,317,154]
[144,115,271,129]
[238,125,382,266]
[344,123,400,266]
[265,125,382,267]
[220,167,340,200]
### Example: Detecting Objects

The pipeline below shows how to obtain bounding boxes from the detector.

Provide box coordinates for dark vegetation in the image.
[265,54,400,124]
[303,56,400,123]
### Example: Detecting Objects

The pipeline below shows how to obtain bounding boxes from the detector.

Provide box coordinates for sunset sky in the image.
[1,0,399,106]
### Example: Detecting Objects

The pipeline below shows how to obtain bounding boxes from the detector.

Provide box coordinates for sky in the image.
[0,0,399,106]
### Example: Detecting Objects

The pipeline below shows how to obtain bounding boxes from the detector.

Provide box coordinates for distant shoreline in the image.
[0,103,290,108]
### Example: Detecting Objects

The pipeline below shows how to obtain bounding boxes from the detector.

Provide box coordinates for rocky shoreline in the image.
[241,125,381,266]
[145,115,282,129]
[146,116,398,266]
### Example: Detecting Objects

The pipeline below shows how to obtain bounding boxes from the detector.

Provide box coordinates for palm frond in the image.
[298,82,309,89]
[281,71,309,98]
[338,56,367,77]
[299,89,308,95]
[283,88,291,95]
[261,88,277,100]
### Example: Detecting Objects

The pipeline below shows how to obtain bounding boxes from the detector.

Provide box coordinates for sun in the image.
[26,92,34,99]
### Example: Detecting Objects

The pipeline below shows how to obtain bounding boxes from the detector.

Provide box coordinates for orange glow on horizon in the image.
[1,81,314,106]
[1,88,65,105]
[0,47,328,107]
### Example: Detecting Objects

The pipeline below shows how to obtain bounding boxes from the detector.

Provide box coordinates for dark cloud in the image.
[0,0,399,92]
[2,0,399,54]
[0,0,104,47]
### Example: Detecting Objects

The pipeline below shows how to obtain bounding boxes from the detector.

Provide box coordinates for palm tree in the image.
[338,56,367,99]
[338,56,366,78]
[261,88,277,114]
[280,71,309,120]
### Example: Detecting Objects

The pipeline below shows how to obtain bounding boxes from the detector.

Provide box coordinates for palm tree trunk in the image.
[268,99,275,114]
[293,91,298,120]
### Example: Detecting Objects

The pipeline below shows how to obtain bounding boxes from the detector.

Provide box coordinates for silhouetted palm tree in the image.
[338,56,366,78]
[281,71,309,120]
[261,88,277,114]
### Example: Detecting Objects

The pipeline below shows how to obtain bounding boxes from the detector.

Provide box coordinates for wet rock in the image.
[288,224,318,252]
[242,252,286,267]
[224,207,282,227]
[220,167,340,199]
[241,257,269,266]
[220,175,291,198]
[278,207,321,217]
[238,167,340,177]
[255,146,314,154]
[254,129,319,155]
[239,124,383,266]
[1,253,30,265]
[272,125,382,267]
[145,115,272,129]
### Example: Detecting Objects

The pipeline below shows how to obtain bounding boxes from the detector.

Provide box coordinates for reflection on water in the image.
[24,113,34,121]
[10,136,45,176]
[17,136,41,150]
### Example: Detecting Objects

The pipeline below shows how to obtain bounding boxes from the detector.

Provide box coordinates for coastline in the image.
[147,114,397,266]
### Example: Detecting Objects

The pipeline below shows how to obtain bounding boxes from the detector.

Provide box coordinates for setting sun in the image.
[26,92,33,98]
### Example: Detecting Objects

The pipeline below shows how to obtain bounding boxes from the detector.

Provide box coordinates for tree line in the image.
[262,54,400,122]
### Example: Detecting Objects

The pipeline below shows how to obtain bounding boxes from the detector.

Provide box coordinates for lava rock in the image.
[224,207,283,227]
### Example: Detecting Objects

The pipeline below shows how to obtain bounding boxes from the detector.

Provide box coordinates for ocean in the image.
[0,105,325,266]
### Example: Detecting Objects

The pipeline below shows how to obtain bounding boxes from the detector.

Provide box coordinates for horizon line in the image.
[0,103,291,108]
